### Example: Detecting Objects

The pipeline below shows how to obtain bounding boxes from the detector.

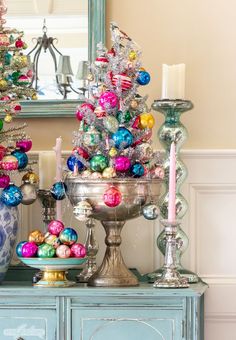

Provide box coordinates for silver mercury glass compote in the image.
[65,176,162,287]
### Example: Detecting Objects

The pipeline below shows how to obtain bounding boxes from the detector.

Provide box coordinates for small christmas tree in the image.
[67,23,164,181]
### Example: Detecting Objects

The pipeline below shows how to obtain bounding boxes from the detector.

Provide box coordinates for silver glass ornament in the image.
[20,180,37,205]
[73,200,93,221]
[142,203,159,220]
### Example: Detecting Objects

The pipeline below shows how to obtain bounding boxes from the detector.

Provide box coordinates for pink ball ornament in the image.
[21,242,38,257]
[112,73,132,91]
[99,91,118,110]
[0,155,18,170]
[48,220,65,236]
[114,156,131,172]
[16,139,32,152]
[0,174,10,188]
[94,106,106,119]
[72,146,90,160]
[103,186,122,208]
[70,243,86,258]
[132,116,140,129]
[76,103,95,121]
[56,244,71,258]
[15,38,24,48]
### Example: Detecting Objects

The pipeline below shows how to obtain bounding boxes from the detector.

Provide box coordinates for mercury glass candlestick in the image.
[153,220,189,288]
[150,99,199,283]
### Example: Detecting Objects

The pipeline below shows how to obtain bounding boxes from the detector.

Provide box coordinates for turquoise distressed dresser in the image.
[0,271,207,340]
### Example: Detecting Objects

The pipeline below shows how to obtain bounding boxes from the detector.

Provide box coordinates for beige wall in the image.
[21,0,236,150]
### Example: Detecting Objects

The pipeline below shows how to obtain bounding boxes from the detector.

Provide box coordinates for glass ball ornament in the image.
[90,154,108,172]
[0,33,10,46]
[73,200,93,221]
[151,166,165,179]
[20,181,37,205]
[59,227,78,246]
[28,230,45,245]
[108,147,118,158]
[48,220,65,236]
[103,186,122,208]
[114,156,131,172]
[0,119,3,131]
[1,183,23,207]
[17,74,30,86]
[139,113,155,129]
[82,126,101,147]
[134,142,153,163]
[21,242,38,257]
[94,105,106,119]
[95,56,109,68]
[70,243,86,258]
[103,115,119,133]
[22,171,39,185]
[0,174,10,188]
[76,102,95,121]
[72,146,90,160]
[16,139,32,152]
[11,150,28,169]
[0,154,18,170]
[0,144,6,160]
[102,167,117,178]
[0,79,8,90]
[142,203,159,220]
[37,243,56,258]
[67,155,84,172]
[81,169,92,178]
[56,244,71,258]
[99,91,118,110]
[130,162,145,177]
[51,181,67,200]
[4,113,12,123]
[16,241,27,257]
[90,171,102,179]
[129,50,137,61]
[44,234,61,248]
[111,127,133,150]
[112,73,132,91]
[116,110,132,124]
[137,70,151,85]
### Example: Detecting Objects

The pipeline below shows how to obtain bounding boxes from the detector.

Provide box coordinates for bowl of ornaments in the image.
[16,220,87,287]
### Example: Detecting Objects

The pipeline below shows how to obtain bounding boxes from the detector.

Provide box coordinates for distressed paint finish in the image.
[0,281,207,340]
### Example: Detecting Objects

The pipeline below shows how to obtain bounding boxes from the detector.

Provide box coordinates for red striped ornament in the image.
[95,56,109,68]
[112,73,132,91]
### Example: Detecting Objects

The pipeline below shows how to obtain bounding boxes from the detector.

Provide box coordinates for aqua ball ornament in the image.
[130,162,145,177]
[1,184,23,206]
[111,127,133,150]
[51,181,67,200]
[137,70,151,85]
[90,154,109,172]
[59,227,78,246]
[16,241,27,257]
[11,150,28,169]
[37,243,56,258]
[67,155,84,171]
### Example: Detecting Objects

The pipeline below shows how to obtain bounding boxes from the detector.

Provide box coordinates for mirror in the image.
[6,0,105,117]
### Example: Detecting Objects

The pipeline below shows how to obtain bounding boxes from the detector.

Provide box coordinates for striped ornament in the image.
[112,73,132,91]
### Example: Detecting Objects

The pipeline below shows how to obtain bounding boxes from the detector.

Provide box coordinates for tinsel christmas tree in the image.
[0,0,38,207]
[67,23,164,182]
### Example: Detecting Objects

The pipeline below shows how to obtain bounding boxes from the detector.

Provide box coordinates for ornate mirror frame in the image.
[19,0,105,118]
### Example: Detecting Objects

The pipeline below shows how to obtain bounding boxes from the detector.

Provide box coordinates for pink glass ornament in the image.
[72,146,90,160]
[95,56,109,68]
[48,220,65,236]
[112,73,132,91]
[56,244,71,258]
[94,106,106,119]
[76,103,95,121]
[21,241,38,257]
[70,243,86,258]
[15,38,24,48]
[114,156,131,172]
[0,155,18,170]
[99,91,118,110]
[0,174,10,188]
[103,186,122,208]
[16,139,32,152]
[0,145,6,160]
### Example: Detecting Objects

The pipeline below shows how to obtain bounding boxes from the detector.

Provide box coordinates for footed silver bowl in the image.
[65,176,162,287]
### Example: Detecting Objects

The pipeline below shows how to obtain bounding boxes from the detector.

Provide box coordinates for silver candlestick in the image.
[153,219,189,288]
[76,218,99,283]
[37,189,56,232]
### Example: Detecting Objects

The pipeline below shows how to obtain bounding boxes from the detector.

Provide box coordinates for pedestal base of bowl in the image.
[34,269,76,288]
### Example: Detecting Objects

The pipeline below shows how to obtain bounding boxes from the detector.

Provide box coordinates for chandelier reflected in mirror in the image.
[27,19,88,100]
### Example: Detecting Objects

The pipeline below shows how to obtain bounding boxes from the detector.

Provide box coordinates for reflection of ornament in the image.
[90,154,108,172]
[67,155,84,172]
[59,227,78,245]
[0,155,18,170]
[11,150,28,169]
[16,241,27,257]
[112,73,132,91]
[22,171,39,185]
[102,167,116,178]
[112,127,133,149]
[130,162,145,177]
[103,115,119,133]
[73,200,93,221]
[48,220,65,236]
[1,183,22,206]
[0,174,10,188]
[99,91,118,110]
[139,113,155,129]
[37,243,55,258]
[29,230,45,245]
[16,139,32,152]
[56,244,71,258]
[142,203,159,220]
[20,181,37,205]
[103,186,122,207]
[114,156,131,172]
[22,242,38,257]
[51,181,66,200]
[137,70,151,85]
[71,243,86,258]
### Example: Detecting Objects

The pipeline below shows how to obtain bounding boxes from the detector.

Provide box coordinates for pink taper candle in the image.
[168,142,176,222]
[53,137,62,221]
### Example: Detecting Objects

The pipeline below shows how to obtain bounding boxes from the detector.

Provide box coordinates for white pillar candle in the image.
[38,151,56,189]
[161,64,185,100]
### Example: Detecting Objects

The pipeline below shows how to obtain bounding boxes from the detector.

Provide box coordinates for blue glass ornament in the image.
[137,71,151,85]
[51,181,67,200]
[67,155,84,171]
[130,162,145,177]
[59,227,78,246]
[1,184,23,207]
[16,241,27,257]
[111,127,133,150]
[11,150,28,169]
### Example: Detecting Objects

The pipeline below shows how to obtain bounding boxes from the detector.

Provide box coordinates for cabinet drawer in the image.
[0,308,56,340]
[71,308,183,340]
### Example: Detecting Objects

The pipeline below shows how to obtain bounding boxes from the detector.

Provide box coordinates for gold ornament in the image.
[22,171,39,185]
[87,73,94,81]
[102,167,117,179]
[4,114,12,123]
[130,99,138,109]
[32,93,38,100]
[109,147,118,158]
[139,113,155,129]
[0,79,8,90]
[129,50,137,61]
[29,230,45,245]
[12,55,28,68]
